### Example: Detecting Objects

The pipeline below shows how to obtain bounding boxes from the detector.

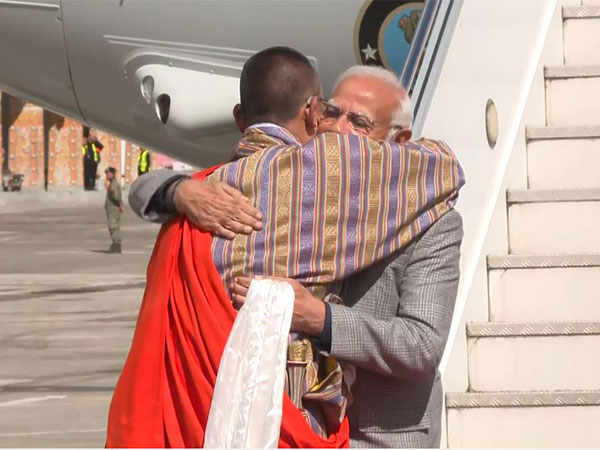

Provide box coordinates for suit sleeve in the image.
[128,169,189,223]
[328,209,463,380]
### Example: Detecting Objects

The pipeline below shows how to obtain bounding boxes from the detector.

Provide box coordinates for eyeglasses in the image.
[317,99,380,134]
[307,96,407,136]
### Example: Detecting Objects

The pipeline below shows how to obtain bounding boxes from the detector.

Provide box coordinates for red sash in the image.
[106,167,349,448]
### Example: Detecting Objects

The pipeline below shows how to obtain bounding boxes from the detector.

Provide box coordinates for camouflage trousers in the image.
[106,210,121,244]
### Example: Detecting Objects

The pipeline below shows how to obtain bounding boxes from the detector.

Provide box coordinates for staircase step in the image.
[508,187,600,202]
[527,124,600,140]
[545,65,600,126]
[563,7,600,65]
[563,5,600,19]
[447,390,600,408]
[467,321,600,337]
[488,254,600,322]
[447,391,600,447]
[488,253,600,268]
[526,126,600,189]
[507,189,600,254]
[545,65,600,79]
[467,322,600,392]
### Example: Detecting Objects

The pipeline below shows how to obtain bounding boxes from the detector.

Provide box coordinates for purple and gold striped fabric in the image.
[211,124,465,298]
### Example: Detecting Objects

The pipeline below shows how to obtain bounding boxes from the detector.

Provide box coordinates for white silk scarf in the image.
[204,279,295,448]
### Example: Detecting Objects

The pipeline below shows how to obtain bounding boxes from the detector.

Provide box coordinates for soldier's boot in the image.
[107,243,122,254]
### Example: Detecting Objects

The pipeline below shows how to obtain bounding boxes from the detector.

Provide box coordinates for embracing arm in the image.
[328,209,463,380]
[128,168,263,238]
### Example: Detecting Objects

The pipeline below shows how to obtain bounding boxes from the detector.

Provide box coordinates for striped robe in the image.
[211,123,464,297]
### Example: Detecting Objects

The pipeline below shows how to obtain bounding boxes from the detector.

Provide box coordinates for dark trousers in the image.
[83,159,97,190]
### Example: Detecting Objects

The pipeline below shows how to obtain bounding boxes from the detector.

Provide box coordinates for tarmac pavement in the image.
[0,193,160,447]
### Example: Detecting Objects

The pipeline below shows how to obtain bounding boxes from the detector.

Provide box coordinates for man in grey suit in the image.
[130,65,463,448]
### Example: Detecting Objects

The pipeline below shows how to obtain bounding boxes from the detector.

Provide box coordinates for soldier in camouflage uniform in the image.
[104,167,123,253]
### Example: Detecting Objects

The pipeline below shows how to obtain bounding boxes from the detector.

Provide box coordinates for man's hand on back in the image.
[231,276,326,336]
[173,179,263,239]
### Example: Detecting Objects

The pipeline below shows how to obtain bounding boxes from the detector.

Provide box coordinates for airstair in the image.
[446,4,600,446]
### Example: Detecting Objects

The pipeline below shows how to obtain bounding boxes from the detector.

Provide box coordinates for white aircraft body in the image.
[0,0,426,166]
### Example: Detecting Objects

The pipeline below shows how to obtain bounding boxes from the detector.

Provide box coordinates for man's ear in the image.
[393,128,412,144]
[304,96,320,137]
[233,104,246,132]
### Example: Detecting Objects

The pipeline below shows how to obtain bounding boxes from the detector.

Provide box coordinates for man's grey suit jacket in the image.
[128,169,190,223]
[332,209,463,448]
[128,170,463,448]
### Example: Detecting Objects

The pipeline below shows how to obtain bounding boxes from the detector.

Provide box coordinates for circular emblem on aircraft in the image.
[354,0,425,76]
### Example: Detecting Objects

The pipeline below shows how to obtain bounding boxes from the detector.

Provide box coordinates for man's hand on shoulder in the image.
[173,179,263,240]
[231,276,326,336]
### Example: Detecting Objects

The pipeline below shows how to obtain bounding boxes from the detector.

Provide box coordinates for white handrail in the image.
[411,0,558,378]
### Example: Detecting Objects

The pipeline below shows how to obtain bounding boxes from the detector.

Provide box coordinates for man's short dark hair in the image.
[105,167,116,175]
[240,46,320,125]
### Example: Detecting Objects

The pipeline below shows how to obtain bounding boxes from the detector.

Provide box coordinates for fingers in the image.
[229,276,304,309]
[231,292,244,310]
[194,210,255,239]
[186,209,234,239]
[235,276,252,288]
[235,193,264,221]
[238,202,263,228]
[215,206,262,236]
[185,182,259,238]
[220,182,243,198]
[220,183,263,223]
[231,281,249,298]
[220,216,254,235]
[214,225,235,240]
[230,277,251,310]
[220,182,251,205]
